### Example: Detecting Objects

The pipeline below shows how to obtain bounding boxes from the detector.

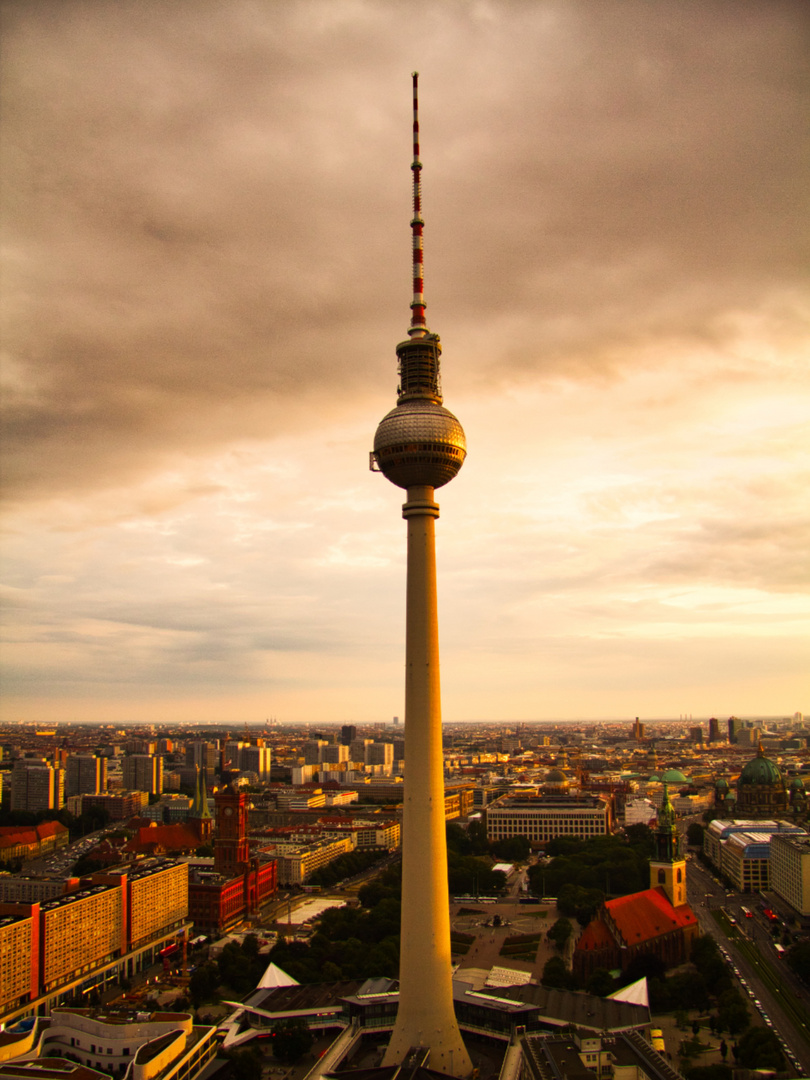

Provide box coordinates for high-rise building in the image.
[631,718,645,741]
[340,724,357,746]
[708,717,721,743]
[303,739,327,765]
[122,753,163,795]
[728,716,742,743]
[239,745,272,780]
[66,753,106,797]
[322,744,349,764]
[370,73,472,1076]
[367,742,394,771]
[186,740,217,776]
[10,759,64,813]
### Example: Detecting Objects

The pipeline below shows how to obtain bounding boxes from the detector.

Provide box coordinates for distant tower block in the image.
[370,74,472,1077]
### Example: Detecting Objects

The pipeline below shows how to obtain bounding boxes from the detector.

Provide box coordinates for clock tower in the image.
[649,782,687,907]
[214,784,250,876]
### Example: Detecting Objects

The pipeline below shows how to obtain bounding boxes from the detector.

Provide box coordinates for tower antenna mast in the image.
[409,72,427,338]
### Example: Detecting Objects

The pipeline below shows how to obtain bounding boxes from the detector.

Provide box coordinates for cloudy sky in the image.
[2,0,808,727]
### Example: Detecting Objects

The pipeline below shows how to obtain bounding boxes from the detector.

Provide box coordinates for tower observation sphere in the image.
[373,393,466,490]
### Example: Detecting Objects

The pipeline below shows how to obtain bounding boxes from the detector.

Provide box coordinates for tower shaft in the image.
[382,485,472,1076]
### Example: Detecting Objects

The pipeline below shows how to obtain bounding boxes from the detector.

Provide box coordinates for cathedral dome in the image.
[739,750,782,786]
[735,745,787,819]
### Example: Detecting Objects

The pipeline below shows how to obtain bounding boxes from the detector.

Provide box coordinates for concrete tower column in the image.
[381,487,472,1075]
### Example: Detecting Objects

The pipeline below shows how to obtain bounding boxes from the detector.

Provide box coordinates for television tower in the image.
[370,73,472,1077]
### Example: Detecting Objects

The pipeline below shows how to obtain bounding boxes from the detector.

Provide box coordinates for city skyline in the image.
[2,1,808,726]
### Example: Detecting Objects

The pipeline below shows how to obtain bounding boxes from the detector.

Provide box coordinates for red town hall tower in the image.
[187,782,276,933]
[214,784,250,875]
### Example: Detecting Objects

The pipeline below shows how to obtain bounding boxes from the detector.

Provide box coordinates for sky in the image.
[1,0,808,727]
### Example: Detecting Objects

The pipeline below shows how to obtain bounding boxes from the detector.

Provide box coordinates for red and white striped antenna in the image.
[408,71,428,338]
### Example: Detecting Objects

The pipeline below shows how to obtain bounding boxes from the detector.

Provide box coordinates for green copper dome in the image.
[739,747,783,786]
[661,768,689,784]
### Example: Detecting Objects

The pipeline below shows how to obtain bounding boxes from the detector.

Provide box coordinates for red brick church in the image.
[573,784,698,979]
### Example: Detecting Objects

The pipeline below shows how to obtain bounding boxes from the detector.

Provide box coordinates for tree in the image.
[620,952,666,984]
[687,823,705,846]
[681,1067,731,1080]
[190,962,220,1008]
[446,823,472,856]
[541,956,576,990]
[490,835,531,861]
[786,939,810,982]
[270,1018,313,1064]
[548,917,573,951]
[735,1027,784,1071]
[467,818,490,854]
[585,968,615,997]
[226,1046,263,1080]
[716,988,749,1035]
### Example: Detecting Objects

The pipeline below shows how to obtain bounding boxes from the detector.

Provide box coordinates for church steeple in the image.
[189,764,213,843]
[650,782,686,905]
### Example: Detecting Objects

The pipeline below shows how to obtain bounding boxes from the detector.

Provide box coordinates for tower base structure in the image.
[381,486,472,1079]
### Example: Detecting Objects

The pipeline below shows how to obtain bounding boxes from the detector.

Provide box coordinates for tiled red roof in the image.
[125,824,199,853]
[576,917,615,951]
[606,887,697,946]
[0,829,38,849]
[0,821,68,846]
[36,821,68,839]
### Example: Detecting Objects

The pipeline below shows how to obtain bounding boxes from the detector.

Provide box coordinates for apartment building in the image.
[269,836,354,885]
[770,832,810,916]
[122,754,163,796]
[0,859,190,1021]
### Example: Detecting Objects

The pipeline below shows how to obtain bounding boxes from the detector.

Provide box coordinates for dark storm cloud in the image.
[2,0,807,504]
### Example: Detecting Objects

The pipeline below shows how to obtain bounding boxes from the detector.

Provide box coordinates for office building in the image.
[239,745,272,780]
[487,794,611,846]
